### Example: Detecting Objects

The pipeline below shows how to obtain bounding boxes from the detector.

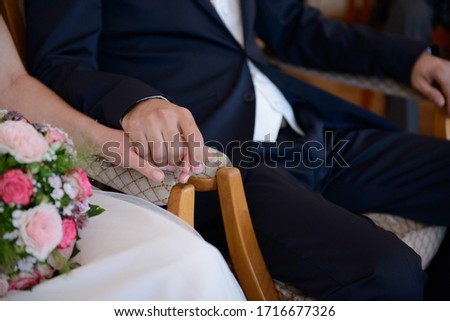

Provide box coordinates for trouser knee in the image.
[342,246,426,300]
[372,252,426,300]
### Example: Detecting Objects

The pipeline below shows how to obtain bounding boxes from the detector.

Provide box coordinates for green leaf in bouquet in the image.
[59,194,70,208]
[0,206,15,231]
[50,249,80,274]
[0,203,9,223]
[54,153,76,174]
[0,154,19,174]
[0,156,7,174]
[28,163,41,175]
[38,165,53,179]
[33,193,50,205]
[6,155,18,168]
[40,180,53,195]
[87,204,105,218]
[71,243,80,258]
[0,239,20,274]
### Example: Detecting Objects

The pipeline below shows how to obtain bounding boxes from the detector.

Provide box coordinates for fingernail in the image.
[159,165,178,172]
[181,174,191,184]
[192,163,204,173]
[151,171,164,182]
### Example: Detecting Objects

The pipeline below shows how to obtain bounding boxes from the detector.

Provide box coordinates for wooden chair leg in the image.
[216,167,279,301]
[167,183,195,227]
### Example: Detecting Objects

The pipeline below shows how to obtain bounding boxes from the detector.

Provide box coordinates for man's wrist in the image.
[119,95,170,128]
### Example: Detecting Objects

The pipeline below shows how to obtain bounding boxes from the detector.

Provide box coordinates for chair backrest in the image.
[0,0,26,62]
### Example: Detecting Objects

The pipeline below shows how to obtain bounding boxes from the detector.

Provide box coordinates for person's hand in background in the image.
[411,53,450,115]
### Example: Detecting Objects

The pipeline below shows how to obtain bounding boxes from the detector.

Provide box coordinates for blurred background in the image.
[302,0,449,136]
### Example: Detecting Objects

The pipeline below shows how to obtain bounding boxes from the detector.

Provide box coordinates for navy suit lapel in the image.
[194,0,239,46]
[240,0,256,50]
[194,0,222,21]
[195,0,254,48]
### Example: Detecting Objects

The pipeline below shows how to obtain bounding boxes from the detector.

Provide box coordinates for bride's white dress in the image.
[4,190,246,300]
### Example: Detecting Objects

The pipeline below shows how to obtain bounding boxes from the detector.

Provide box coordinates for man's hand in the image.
[121,98,205,183]
[411,53,450,115]
[99,128,168,182]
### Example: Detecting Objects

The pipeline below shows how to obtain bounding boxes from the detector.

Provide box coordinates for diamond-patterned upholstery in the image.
[280,64,424,101]
[84,146,231,205]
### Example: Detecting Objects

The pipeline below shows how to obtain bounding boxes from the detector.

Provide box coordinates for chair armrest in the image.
[277,63,424,100]
[276,62,450,140]
[84,146,231,205]
[83,146,232,226]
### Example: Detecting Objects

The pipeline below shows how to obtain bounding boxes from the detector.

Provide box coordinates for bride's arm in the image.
[0,16,164,182]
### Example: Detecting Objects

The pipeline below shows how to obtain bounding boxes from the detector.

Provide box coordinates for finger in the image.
[124,148,165,182]
[179,122,204,174]
[127,133,151,161]
[159,164,179,172]
[178,171,191,184]
[181,152,191,173]
[148,135,168,167]
[132,154,165,182]
[417,78,445,107]
[434,74,450,112]
[178,153,192,183]
[163,130,185,167]
[442,86,450,113]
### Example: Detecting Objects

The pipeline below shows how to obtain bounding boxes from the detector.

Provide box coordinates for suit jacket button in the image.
[243,91,255,102]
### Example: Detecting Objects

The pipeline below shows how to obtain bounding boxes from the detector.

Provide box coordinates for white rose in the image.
[0,121,49,163]
[15,204,63,261]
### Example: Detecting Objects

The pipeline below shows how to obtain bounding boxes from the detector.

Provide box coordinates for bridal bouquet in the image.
[0,110,103,296]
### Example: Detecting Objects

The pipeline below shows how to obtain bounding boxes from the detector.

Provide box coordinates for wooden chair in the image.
[2,0,449,301]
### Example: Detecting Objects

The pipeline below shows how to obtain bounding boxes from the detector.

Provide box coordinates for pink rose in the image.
[16,204,63,261]
[64,168,93,200]
[45,127,68,148]
[8,271,40,291]
[57,218,77,249]
[0,169,33,206]
[0,120,49,163]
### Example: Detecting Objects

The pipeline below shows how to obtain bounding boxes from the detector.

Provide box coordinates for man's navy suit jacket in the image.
[26,0,429,148]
